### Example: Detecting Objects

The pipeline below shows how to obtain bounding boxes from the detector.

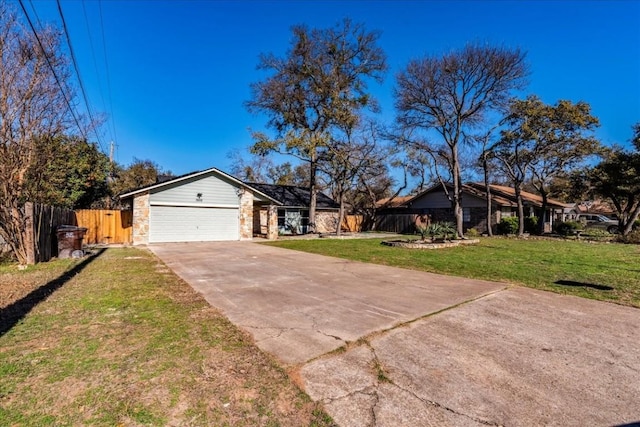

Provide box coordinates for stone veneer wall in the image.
[266,205,278,240]
[132,192,150,245]
[315,211,339,233]
[239,189,253,240]
[252,205,264,235]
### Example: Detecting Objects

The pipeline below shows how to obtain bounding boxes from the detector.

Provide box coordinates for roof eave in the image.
[118,167,282,205]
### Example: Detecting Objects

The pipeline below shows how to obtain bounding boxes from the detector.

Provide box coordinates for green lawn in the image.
[0,248,332,426]
[266,237,640,308]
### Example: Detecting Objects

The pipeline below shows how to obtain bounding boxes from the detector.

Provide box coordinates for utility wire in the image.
[98,0,119,149]
[81,0,113,143]
[18,0,87,142]
[56,0,106,153]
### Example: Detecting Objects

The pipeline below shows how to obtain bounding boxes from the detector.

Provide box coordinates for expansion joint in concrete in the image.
[369,286,510,341]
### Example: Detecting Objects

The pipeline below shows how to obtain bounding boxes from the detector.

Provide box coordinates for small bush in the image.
[554,221,584,236]
[581,228,612,240]
[416,221,457,241]
[466,227,480,237]
[619,229,640,244]
[497,217,519,235]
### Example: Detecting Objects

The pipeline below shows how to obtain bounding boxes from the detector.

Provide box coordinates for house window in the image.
[277,209,310,235]
[501,206,512,217]
[463,208,471,223]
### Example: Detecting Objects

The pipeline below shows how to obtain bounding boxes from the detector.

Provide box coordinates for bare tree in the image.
[246,19,386,233]
[395,43,527,237]
[321,119,389,235]
[0,5,79,264]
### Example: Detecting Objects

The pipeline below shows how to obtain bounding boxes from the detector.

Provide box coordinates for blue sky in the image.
[25,0,640,176]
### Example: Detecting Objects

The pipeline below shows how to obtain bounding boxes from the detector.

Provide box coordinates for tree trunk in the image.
[538,189,548,235]
[515,184,525,237]
[308,155,317,234]
[622,203,640,236]
[452,146,464,238]
[336,192,345,237]
[482,156,493,236]
[1,202,31,265]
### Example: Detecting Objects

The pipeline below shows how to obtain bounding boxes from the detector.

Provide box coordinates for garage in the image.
[149,205,239,243]
[119,167,279,245]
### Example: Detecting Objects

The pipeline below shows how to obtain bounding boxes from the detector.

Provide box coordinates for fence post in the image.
[24,202,36,265]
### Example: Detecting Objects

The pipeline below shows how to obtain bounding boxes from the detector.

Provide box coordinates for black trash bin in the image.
[57,225,88,259]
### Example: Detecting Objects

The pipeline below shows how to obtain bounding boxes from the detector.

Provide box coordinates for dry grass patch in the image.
[0,248,333,426]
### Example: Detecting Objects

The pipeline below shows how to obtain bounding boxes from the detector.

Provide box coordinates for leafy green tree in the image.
[493,96,600,235]
[395,43,528,238]
[23,135,110,209]
[527,98,600,233]
[588,124,640,236]
[246,19,386,232]
[110,158,165,197]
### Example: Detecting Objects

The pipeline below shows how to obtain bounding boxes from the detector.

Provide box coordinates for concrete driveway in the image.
[150,241,640,427]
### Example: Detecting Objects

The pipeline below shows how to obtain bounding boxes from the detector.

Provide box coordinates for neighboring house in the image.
[375,195,414,209]
[119,168,282,244]
[471,183,567,232]
[376,182,566,234]
[119,167,341,244]
[561,203,581,222]
[246,183,340,235]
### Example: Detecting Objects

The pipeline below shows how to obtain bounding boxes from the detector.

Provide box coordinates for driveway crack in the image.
[363,339,501,426]
[390,380,502,426]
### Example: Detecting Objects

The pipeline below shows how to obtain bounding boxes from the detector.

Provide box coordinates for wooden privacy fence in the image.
[374,213,419,234]
[24,202,76,264]
[75,209,132,245]
[342,215,364,232]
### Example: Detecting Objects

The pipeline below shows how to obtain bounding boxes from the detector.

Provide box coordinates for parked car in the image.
[577,214,619,234]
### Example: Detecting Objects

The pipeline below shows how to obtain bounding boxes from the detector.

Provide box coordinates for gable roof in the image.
[400,182,566,209]
[245,183,339,209]
[118,167,280,204]
[375,195,414,209]
[466,183,566,209]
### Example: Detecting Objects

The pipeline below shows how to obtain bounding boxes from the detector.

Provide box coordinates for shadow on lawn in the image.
[554,279,614,291]
[0,248,106,337]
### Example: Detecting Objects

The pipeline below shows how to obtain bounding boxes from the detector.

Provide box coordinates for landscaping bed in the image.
[382,238,480,249]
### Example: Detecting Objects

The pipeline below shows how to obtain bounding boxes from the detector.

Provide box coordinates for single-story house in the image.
[376,182,567,234]
[246,183,340,236]
[119,167,339,244]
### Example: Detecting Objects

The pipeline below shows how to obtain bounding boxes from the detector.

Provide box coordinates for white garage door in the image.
[149,205,239,243]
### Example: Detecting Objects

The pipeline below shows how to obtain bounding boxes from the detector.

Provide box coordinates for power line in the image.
[56,0,106,153]
[98,0,119,147]
[18,0,87,141]
[81,0,112,143]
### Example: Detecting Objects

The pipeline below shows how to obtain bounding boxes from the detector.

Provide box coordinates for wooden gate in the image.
[75,210,132,245]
